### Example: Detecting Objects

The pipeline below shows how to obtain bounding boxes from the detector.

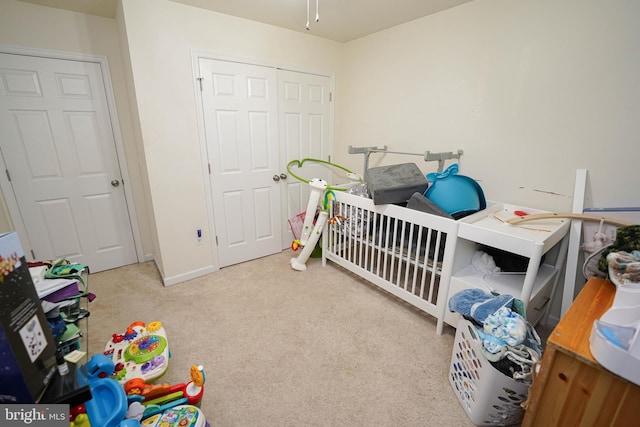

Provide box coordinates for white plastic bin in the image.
[449,318,531,426]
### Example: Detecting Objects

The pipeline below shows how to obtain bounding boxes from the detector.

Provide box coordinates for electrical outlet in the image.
[196,228,204,245]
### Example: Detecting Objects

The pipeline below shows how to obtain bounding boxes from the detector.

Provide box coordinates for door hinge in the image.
[329,92,332,102]
[215,236,218,246]
[30,249,35,259]
[5,169,10,182]
[197,77,204,91]
[208,163,211,174]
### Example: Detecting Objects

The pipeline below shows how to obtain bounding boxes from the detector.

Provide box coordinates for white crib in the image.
[321,190,573,335]
[322,191,460,335]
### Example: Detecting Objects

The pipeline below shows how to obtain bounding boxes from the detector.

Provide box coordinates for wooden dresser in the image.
[522,277,640,426]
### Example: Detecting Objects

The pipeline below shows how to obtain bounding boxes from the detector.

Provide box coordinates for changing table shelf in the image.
[451,263,557,300]
[445,202,571,327]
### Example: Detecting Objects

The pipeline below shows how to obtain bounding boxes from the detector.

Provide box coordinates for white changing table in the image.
[444,202,571,327]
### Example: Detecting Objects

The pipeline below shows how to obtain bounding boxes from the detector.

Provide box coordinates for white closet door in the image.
[278,70,332,247]
[199,58,282,267]
[0,53,137,272]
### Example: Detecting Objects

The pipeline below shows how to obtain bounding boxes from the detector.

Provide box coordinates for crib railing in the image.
[322,191,459,335]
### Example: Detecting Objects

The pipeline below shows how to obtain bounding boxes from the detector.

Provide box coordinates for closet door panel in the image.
[278,70,332,247]
[200,59,281,267]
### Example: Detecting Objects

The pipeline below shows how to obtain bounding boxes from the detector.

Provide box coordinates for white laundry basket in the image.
[449,318,531,426]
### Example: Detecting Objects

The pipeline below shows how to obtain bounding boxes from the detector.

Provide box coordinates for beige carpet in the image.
[86,250,479,426]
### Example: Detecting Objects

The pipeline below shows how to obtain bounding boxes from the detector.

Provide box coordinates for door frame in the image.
[0,44,144,263]
[191,49,335,269]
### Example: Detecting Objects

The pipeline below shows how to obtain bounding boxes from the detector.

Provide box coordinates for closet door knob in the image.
[273,175,280,182]
[111,179,120,187]
[280,173,287,180]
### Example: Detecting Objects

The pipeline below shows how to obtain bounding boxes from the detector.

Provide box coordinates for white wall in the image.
[0,0,155,260]
[338,0,640,213]
[118,0,343,282]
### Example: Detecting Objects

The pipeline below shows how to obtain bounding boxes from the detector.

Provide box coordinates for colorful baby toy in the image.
[104,321,170,384]
[69,321,209,426]
[72,356,207,427]
[124,364,206,412]
[140,405,207,427]
[124,364,207,426]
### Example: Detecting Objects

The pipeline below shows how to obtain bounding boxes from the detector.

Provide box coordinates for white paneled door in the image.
[199,59,282,267]
[0,53,137,272]
[278,69,332,245]
[198,58,332,267]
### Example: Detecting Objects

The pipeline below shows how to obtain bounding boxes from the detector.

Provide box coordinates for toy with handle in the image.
[286,158,360,271]
[291,210,328,271]
[298,178,328,246]
[123,364,206,417]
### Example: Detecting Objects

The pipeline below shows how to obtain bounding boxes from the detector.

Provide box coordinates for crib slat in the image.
[395,219,405,288]
[347,204,354,262]
[361,209,369,271]
[403,222,415,291]
[375,213,382,276]
[418,228,431,300]
[427,231,443,303]
[357,207,365,267]
[382,215,391,280]
[352,205,359,265]
[411,225,423,295]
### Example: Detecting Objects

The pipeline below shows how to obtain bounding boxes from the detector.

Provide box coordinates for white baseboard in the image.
[161,264,218,287]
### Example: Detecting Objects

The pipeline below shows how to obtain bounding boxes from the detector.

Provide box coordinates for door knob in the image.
[111,179,120,187]
[280,173,287,180]
[273,175,280,182]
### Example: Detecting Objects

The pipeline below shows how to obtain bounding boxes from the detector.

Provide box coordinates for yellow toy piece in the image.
[190,365,205,387]
[69,413,91,427]
[146,321,162,332]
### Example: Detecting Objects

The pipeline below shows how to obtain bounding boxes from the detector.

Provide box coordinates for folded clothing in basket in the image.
[449,288,543,381]
[482,306,528,352]
[448,288,514,324]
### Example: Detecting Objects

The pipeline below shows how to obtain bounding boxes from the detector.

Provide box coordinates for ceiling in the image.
[17,0,474,42]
